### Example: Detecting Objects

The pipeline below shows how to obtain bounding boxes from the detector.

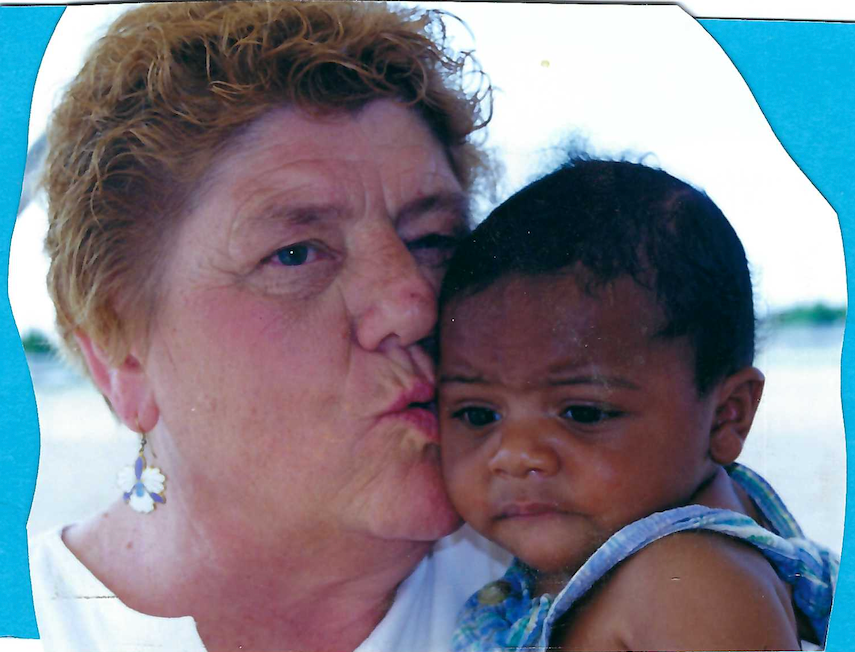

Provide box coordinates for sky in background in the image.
[9,2,848,339]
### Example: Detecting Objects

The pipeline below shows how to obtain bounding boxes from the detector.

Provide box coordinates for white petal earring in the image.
[117,428,166,513]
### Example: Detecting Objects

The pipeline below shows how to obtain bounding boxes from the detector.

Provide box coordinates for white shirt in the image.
[29,526,509,652]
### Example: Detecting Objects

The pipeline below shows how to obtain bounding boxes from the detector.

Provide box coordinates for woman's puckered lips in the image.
[377,381,439,442]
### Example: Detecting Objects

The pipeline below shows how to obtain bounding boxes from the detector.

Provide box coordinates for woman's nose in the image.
[352,231,437,352]
[488,424,560,479]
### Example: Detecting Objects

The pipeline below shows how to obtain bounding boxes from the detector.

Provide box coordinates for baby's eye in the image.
[562,405,620,425]
[451,406,501,428]
[271,242,320,267]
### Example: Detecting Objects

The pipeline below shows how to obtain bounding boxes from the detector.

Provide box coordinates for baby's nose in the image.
[487,425,559,478]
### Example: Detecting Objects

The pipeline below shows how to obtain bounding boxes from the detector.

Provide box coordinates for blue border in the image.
[0,5,64,639]
[0,8,852,647]
[699,20,854,649]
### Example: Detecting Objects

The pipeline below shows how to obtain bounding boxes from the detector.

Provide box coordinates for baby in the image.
[437,159,838,651]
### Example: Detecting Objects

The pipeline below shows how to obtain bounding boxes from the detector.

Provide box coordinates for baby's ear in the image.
[708,367,765,465]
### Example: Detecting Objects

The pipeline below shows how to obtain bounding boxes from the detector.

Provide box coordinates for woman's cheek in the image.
[250,258,341,301]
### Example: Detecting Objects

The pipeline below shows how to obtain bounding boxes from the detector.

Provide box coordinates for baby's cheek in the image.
[441,447,479,516]
[439,445,463,497]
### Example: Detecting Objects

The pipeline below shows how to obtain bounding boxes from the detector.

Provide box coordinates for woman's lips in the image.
[384,381,435,413]
[382,405,439,442]
[378,381,439,442]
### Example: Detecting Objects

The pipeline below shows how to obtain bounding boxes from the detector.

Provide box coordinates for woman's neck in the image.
[64,499,432,651]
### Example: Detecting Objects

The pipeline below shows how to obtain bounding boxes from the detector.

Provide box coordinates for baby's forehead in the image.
[437,271,703,397]
[439,271,678,371]
[443,271,665,329]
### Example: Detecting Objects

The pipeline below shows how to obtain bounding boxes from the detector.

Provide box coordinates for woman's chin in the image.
[379,502,462,543]
[366,462,463,543]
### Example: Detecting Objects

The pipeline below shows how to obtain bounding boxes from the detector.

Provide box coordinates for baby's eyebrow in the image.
[547,375,641,390]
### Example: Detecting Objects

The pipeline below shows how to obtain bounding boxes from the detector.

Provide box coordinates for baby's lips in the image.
[495,500,563,519]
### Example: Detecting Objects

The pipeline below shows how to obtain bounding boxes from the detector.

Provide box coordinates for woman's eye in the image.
[562,405,618,425]
[272,243,317,267]
[406,233,460,266]
[452,406,501,428]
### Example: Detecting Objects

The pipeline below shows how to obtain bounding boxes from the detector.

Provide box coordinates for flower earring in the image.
[117,429,166,513]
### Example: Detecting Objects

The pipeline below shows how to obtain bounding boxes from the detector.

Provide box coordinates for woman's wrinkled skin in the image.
[71,100,470,650]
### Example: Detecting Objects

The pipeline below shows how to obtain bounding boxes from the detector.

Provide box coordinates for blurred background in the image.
[12,3,846,553]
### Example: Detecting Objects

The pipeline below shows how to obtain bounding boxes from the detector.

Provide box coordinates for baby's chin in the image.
[497,537,595,577]
[520,548,590,577]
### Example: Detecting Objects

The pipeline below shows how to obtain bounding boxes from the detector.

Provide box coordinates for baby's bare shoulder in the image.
[554,532,799,651]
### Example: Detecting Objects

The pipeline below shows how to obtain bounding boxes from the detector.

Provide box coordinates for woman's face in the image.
[140,101,468,545]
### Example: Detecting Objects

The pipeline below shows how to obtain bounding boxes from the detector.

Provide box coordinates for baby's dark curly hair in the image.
[440,158,755,395]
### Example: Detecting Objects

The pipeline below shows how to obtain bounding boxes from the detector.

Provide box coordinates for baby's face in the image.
[438,273,721,580]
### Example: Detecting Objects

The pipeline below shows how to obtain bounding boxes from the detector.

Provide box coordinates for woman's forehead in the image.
[192,101,462,214]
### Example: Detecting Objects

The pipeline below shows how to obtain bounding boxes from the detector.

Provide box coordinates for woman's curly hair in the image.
[45,1,492,371]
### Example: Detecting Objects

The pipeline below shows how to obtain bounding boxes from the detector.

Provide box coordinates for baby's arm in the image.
[553,531,800,651]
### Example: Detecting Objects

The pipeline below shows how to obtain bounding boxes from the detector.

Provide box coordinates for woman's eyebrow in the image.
[438,372,486,385]
[227,203,344,253]
[395,191,470,227]
[236,202,342,230]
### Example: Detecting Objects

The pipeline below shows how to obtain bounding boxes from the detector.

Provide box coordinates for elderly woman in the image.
[29,2,507,650]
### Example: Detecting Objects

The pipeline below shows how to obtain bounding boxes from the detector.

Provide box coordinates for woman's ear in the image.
[708,367,765,465]
[75,331,159,432]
